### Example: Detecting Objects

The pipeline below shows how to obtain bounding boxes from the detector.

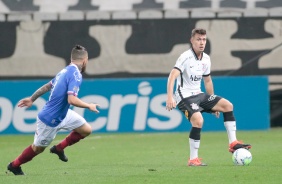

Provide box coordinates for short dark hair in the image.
[71,45,88,61]
[191,28,206,38]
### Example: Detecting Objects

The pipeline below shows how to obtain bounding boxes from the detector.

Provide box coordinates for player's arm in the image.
[166,68,180,111]
[68,95,99,113]
[203,75,214,95]
[30,82,52,102]
[18,82,52,108]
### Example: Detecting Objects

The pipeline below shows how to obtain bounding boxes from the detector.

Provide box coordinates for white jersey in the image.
[174,48,211,104]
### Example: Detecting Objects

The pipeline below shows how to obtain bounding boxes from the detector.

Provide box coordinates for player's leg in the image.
[7,145,40,175]
[50,109,91,162]
[52,123,91,151]
[177,96,207,166]
[212,98,251,153]
[187,112,207,166]
[212,98,236,142]
[7,119,53,175]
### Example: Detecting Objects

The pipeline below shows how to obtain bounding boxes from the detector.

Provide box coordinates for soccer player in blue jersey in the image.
[7,45,99,175]
[166,28,251,166]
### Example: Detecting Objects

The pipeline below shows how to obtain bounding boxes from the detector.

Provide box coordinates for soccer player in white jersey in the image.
[7,45,99,175]
[166,28,251,166]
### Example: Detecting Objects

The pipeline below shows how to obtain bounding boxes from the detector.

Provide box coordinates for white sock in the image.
[189,138,200,160]
[224,121,237,144]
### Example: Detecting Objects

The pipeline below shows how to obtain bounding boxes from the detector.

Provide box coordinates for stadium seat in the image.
[2,0,39,11]
[133,0,163,10]
[164,10,189,19]
[86,11,111,20]
[243,8,268,17]
[220,0,246,9]
[138,10,162,19]
[59,11,84,21]
[180,0,211,9]
[69,0,99,11]
[256,0,282,9]
[112,11,137,20]
[269,7,282,17]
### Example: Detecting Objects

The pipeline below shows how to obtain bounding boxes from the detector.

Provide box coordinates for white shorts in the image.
[33,109,87,147]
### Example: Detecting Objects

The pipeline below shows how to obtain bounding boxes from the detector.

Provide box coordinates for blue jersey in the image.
[38,64,82,127]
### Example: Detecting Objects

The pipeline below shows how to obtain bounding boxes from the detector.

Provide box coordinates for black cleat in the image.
[50,145,68,162]
[7,162,25,175]
[229,140,252,153]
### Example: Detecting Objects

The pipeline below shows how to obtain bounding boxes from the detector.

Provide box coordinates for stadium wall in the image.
[0,16,282,126]
[0,77,269,134]
[0,18,282,83]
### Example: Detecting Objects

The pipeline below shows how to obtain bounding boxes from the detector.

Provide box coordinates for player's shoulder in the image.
[178,49,193,60]
[66,64,80,73]
[202,52,210,60]
[67,63,78,70]
[66,64,82,79]
[181,49,193,56]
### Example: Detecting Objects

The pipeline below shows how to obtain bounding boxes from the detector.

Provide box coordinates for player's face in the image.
[81,56,88,73]
[190,33,207,53]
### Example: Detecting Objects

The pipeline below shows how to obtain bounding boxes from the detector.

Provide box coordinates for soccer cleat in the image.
[50,145,68,162]
[188,158,207,166]
[7,162,25,175]
[229,140,252,153]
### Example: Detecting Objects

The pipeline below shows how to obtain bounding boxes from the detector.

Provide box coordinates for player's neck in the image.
[192,48,203,60]
[196,52,202,60]
[71,62,83,72]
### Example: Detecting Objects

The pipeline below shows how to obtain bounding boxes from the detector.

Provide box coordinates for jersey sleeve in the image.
[174,53,188,73]
[67,70,82,96]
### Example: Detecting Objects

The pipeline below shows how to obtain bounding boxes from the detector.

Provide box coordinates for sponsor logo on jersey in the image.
[202,63,206,71]
[190,75,202,81]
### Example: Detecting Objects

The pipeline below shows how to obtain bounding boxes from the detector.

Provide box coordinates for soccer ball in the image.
[232,148,252,166]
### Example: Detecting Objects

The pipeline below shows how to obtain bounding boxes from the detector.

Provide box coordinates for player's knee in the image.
[193,121,203,128]
[75,123,92,137]
[31,145,45,154]
[190,113,204,128]
[227,102,233,111]
[222,99,233,112]
[226,101,233,111]
[82,123,92,137]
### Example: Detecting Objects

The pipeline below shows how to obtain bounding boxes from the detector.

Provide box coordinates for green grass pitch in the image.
[1,128,281,184]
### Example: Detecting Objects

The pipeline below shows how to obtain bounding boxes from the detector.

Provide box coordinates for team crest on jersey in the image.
[202,64,206,71]
[73,71,81,81]
[185,110,189,119]
[190,103,199,110]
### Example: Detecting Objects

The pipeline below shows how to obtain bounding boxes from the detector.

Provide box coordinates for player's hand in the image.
[213,111,220,118]
[88,103,100,113]
[166,97,176,111]
[18,98,33,108]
